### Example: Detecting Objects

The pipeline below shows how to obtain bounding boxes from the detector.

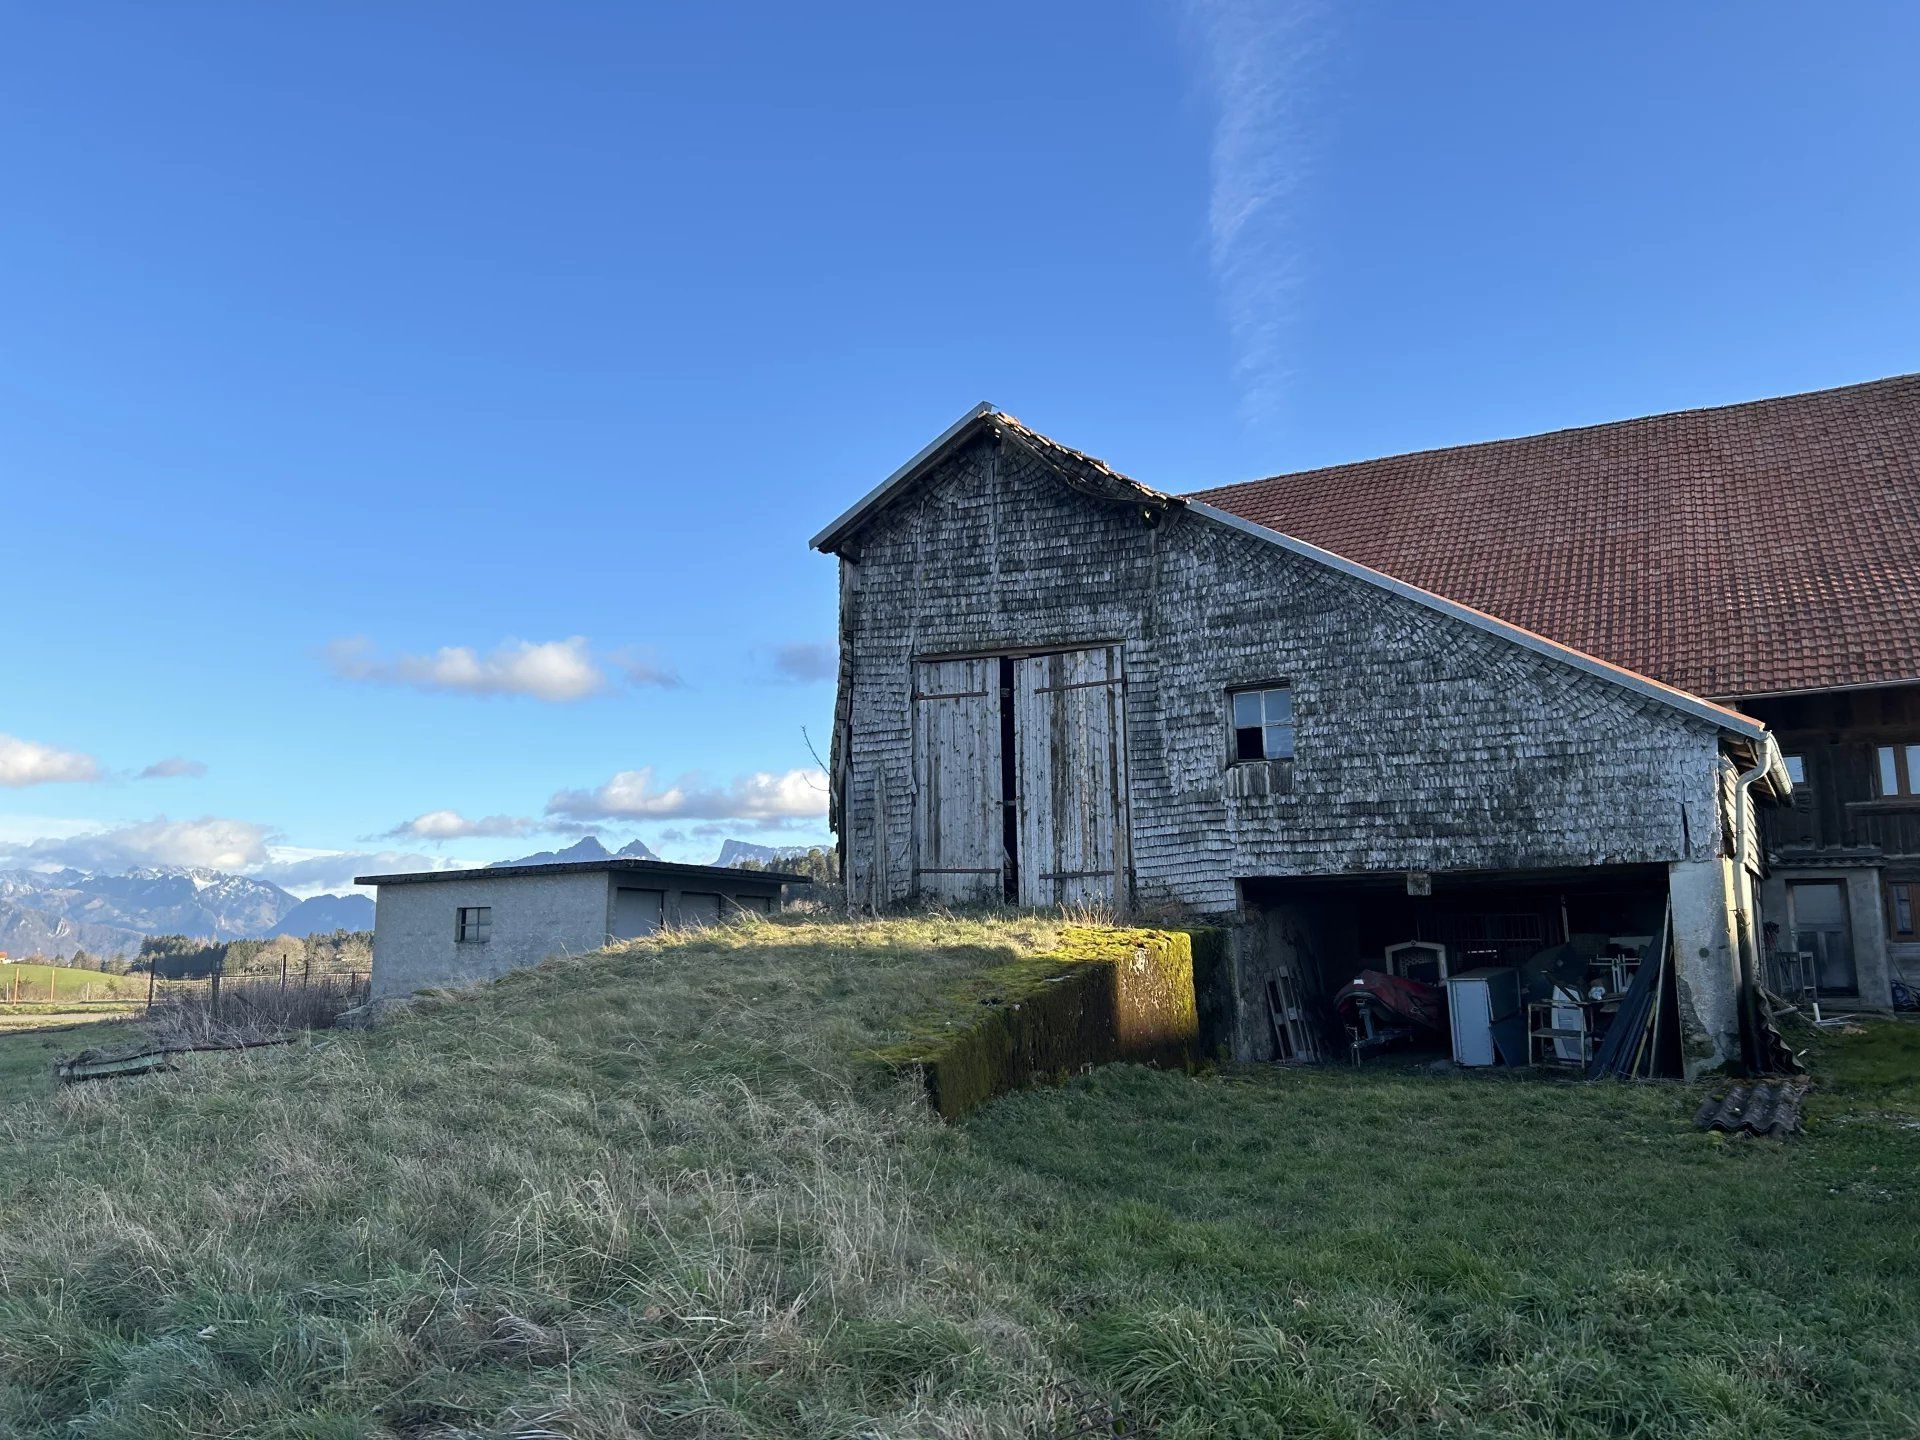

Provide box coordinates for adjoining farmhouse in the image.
[357,858,800,1000]
[812,377,1920,1074]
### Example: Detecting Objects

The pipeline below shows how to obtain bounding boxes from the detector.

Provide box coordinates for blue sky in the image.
[3,2,1916,892]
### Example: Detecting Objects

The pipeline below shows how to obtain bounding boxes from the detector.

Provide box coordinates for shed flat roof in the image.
[355,858,808,886]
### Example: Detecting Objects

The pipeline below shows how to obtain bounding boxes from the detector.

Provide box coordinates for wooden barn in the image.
[812,403,1798,1075]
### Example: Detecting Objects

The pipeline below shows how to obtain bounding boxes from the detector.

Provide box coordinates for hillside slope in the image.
[266,892,375,936]
[0,912,1076,1438]
[0,963,144,1002]
[1,915,1915,1439]
[0,900,147,961]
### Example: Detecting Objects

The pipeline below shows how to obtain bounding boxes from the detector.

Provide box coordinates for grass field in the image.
[0,963,143,1004]
[0,913,1914,1438]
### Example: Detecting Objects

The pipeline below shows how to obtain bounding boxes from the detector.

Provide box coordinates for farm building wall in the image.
[370,869,615,999]
[369,868,792,1000]
[833,431,1730,916]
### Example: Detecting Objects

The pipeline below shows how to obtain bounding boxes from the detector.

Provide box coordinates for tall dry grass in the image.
[0,911,1077,1439]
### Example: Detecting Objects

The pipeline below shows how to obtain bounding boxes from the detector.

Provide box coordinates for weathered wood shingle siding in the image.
[836,435,1728,913]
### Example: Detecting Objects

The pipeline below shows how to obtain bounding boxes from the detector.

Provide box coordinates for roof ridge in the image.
[1189,370,1920,499]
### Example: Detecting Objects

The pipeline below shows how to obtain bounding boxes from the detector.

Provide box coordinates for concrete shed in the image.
[356,858,802,1000]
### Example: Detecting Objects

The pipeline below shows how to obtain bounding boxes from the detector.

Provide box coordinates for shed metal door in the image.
[1014,645,1130,907]
[912,656,1005,901]
[612,887,664,940]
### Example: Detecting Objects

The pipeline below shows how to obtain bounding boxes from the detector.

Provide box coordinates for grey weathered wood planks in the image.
[1014,646,1130,907]
[830,430,1734,918]
[912,657,1003,901]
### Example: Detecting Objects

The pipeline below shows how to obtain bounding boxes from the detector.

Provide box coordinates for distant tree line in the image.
[734,847,839,885]
[135,929,373,980]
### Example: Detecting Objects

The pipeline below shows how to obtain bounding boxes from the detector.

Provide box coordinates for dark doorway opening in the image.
[998,656,1019,903]
[1241,865,1672,1066]
[1788,880,1857,995]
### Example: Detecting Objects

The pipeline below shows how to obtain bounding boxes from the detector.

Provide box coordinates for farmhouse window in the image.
[1875,744,1920,798]
[456,906,492,943]
[1230,684,1294,762]
[1782,754,1806,785]
[1889,880,1919,941]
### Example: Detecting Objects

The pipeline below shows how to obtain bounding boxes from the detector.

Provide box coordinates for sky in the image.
[3,2,1917,894]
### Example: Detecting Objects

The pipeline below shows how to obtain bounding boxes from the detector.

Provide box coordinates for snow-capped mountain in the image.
[64,867,297,939]
[0,865,372,959]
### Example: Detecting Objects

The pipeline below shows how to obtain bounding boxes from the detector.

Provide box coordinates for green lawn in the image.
[940,1039,1919,1439]
[0,1018,149,1087]
[0,914,1913,1438]
[0,963,144,1004]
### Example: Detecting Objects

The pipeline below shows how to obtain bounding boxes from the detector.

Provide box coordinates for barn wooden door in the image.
[911,656,1006,902]
[1014,646,1130,907]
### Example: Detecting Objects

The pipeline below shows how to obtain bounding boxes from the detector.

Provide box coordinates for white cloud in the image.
[769,642,836,684]
[0,822,462,899]
[0,733,103,788]
[381,810,537,842]
[139,756,208,780]
[1181,0,1325,420]
[5,816,274,872]
[254,846,453,897]
[547,766,829,822]
[326,635,610,702]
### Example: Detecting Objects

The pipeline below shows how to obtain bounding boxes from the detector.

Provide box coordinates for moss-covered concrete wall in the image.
[873,925,1208,1120]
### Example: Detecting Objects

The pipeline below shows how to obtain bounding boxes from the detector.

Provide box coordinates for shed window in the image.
[1231,684,1294,762]
[1889,880,1919,941]
[1876,745,1920,798]
[456,906,492,943]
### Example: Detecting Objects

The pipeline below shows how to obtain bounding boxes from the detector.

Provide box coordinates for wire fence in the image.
[1,971,144,1006]
[142,960,370,1042]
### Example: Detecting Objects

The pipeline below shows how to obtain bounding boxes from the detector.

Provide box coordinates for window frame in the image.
[1888,879,1920,941]
[1228,682,1295,765]
[1782,754,1806,786]
[455,905,492,944]
[1876,744,1920,799]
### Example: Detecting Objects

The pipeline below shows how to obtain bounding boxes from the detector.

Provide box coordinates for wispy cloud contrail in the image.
[1181,0,1326,422]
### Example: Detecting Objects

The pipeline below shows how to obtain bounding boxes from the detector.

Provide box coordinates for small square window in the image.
[1782,754,1805,785]
[1229,684,1294,763]
[456,905,492,943]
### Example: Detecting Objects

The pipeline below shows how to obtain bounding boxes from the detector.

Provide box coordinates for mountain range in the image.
[0,867,373,960]
[489,836,660,867]
[492,836,815,869]
[712,839,813,867]
[0,832,820,960]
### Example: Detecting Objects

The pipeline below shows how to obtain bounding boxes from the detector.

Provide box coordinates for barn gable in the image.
[816,408,1788,1072]
[816,404,1778,772]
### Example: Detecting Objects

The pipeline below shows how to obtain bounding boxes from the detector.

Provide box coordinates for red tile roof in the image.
[1192,374,1920,699]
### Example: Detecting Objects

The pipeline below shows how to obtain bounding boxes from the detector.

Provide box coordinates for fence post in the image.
[209,960,223,1023]
[146,962,157,1013]
[281,954,288,995]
